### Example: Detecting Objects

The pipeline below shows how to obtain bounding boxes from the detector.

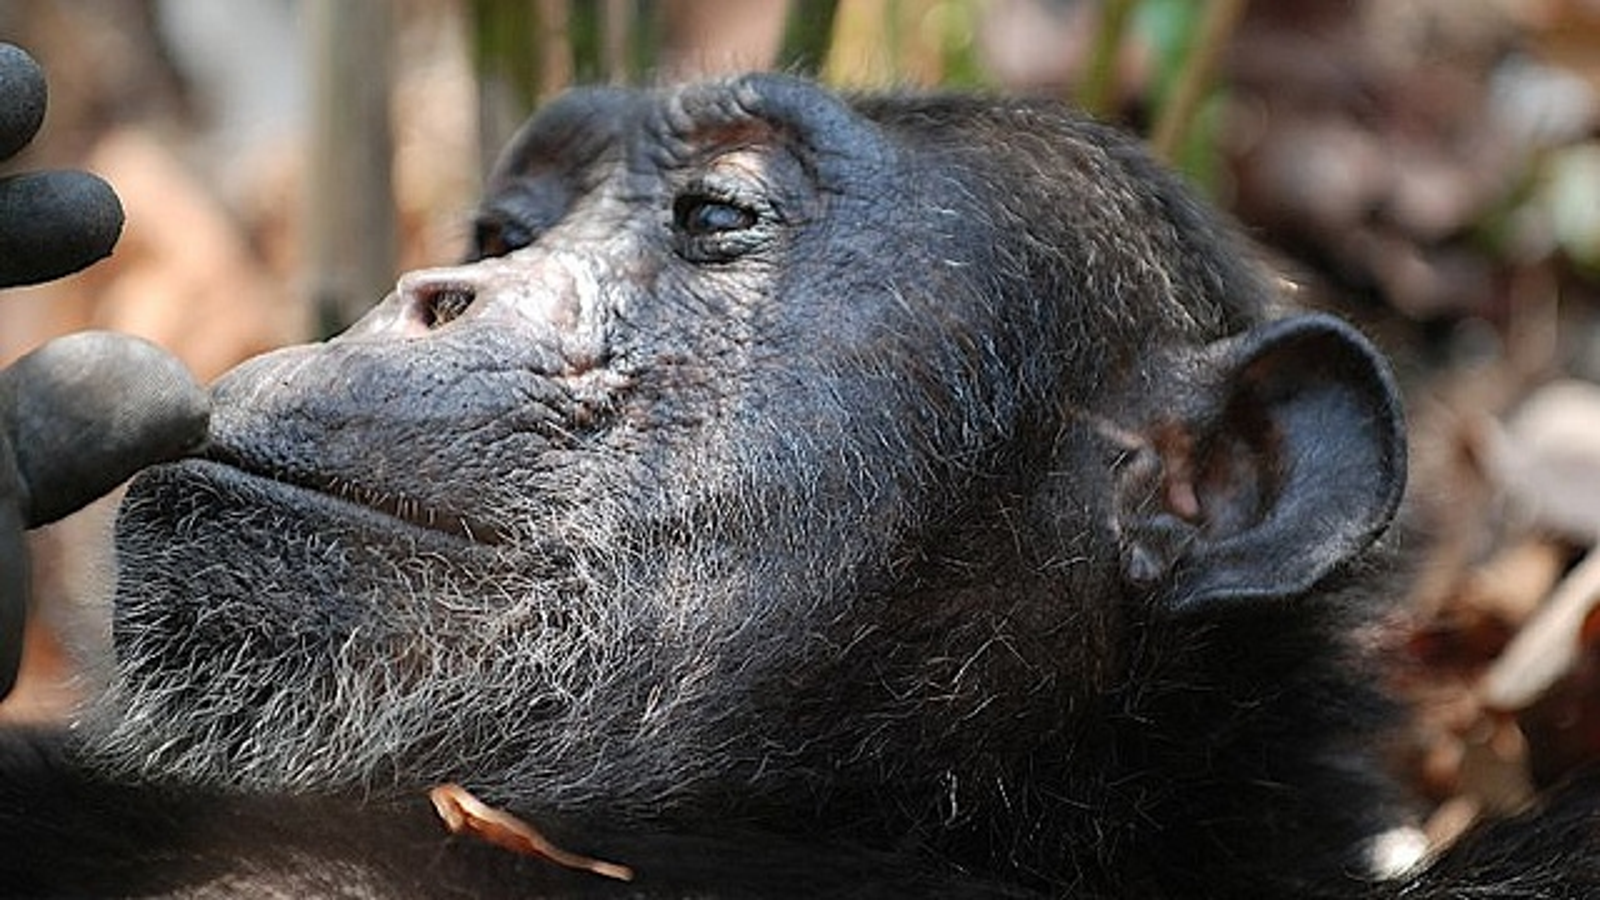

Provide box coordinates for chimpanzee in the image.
[2,67,1598,898]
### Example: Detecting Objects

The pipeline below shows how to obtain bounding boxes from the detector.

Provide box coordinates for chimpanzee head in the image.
[95,74,1403,878]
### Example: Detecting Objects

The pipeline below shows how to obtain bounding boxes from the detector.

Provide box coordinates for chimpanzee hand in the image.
[0,44,210,699]
[0,43,122,288]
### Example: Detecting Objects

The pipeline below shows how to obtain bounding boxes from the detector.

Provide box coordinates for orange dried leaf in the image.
[428,783,634,882]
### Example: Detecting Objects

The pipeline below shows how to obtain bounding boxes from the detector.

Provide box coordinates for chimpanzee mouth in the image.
[178,456,507,548]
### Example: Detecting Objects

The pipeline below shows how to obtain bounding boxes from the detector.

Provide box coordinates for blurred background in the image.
[4,0,1600,860]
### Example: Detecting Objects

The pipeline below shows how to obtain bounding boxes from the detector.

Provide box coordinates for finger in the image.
[0,171,125,288]
[1,332,210,527]
[0,469,25,700]
[0,43,47,162]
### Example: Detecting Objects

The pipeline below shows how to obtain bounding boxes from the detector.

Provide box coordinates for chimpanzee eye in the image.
[673,194,758,237]
[670,184,771,264]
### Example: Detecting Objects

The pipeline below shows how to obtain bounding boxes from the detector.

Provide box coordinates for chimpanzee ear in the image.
[1116,314,1406,609]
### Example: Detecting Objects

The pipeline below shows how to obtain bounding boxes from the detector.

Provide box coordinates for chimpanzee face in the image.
[97,76,1072,802]
[92,77,1403,855]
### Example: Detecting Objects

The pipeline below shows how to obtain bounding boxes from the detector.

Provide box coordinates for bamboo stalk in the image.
[1148,0,1246,164]
[1075,0,1137,118]
[778,0,842,75]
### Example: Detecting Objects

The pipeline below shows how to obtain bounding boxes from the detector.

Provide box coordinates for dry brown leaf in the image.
[1484,380,1600,540]
[428,783,634,883]
[1481,549,1600,711]
[1474,381,1600,710]
[1460,538,1567,627]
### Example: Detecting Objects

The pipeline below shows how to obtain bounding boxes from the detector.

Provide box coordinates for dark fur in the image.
[1,74,1595,898]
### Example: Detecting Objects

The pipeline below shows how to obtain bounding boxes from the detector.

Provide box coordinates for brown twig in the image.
[430,783,635,882]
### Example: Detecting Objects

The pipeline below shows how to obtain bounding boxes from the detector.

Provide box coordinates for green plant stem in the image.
[1149,0,1245,164]
[779,0,842,75]
[1076,0,1137,118]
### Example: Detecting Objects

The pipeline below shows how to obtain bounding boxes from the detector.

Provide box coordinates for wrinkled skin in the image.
[101,80,1191,812]
[4,74,1596,898]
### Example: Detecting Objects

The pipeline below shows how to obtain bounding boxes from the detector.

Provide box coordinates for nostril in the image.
[422,285,475,328]
[400,275,477,330]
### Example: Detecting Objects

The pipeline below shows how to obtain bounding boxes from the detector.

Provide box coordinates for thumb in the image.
[2,331,210,527]
[0,448,25,699]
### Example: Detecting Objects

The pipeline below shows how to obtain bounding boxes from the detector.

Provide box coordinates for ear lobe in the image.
[1118,314,1406,609]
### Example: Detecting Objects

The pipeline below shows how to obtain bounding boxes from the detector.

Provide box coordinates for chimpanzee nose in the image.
[342,255,602,373]
[351,257,588,343]
[340,266,487,339]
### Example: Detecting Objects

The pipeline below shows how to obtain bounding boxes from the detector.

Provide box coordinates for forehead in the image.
[486,76,898,189]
